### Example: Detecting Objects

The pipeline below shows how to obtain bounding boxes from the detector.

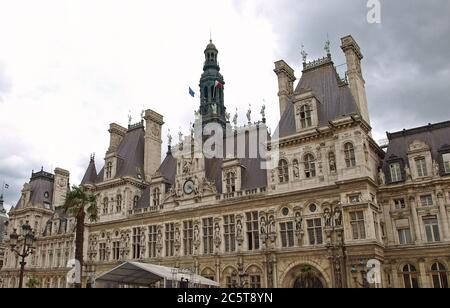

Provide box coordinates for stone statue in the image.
[268,215,275,234]
[233,109,238,128]
[214,223,220,239]
[168,130,172,147]
[212,103,218,115]
[301,44,308,63]
[260,104,266,120]
[225,112,231,122]
[175,228,181,244]
[260,216,267,235]
[405,166,412,181]
[324,37,331,55]
[378,169,386,185]
[183,159,192,175]
[178,131,183,144]
[246,104,252,124]
[157,229,163,245]
[236,220,243,237]
[194,225,200,243]
[295,212,303,232]
[323,208,332,227]
[433,160,440,176]
[128,112,132,126]
[333,207,343,227]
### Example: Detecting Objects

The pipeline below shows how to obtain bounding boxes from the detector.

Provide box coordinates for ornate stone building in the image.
[0,194,9,275]
[1,35,449,288]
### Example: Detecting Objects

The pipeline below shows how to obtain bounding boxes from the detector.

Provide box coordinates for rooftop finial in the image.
[301,44,308,63]
[128,110,132,127]
[233,108,238,129]
[260,101,266,123]
[246,104,252,124]
[167,129,172,154]
[324,34,331,55]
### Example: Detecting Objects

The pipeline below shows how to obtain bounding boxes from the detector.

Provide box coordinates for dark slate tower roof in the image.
[14,169,55,210]
[81,154,98,185]
[277,56,359,138]
[381,121,450,183]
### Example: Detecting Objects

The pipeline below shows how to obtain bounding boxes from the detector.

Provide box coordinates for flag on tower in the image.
[189,87,196,98]
[4,184,8,189]
[214,80,224,89]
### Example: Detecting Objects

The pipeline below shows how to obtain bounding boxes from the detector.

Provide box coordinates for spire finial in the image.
[324,34,331,55]
[210,27,212,43]
[301,44,308,63]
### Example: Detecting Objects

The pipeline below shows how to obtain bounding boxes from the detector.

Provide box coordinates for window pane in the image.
[443,154,450,173]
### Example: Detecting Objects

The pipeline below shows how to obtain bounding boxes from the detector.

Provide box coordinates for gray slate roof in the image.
[382,121,450,184]
[277,58,359,138]
[81,158,97,185]
[15,171,54,210]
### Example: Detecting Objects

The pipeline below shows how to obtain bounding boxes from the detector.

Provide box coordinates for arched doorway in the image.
[282,264,328,288]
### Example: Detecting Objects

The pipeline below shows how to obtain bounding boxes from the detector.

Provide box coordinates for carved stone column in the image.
[409,196,422,244]
[418,258,429,288]
[437,191,450,240]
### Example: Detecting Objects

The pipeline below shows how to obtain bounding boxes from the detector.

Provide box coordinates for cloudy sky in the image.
[1,0,449,210]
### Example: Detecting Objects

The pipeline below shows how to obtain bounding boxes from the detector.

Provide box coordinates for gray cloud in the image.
[0,63,12,102]
[245,0,450,139]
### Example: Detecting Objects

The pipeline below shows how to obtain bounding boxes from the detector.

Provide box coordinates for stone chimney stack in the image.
[53,168,70,208]
[144,109,164,181]
[108,123,127,153]
[341,35,370,125]
[274,60,296,117]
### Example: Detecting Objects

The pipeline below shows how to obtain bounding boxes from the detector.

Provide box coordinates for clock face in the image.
[183,180,195,195]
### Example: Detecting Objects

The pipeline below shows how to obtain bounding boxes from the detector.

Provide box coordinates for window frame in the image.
[344,143,356,168]
[403,264,419,288]
[423,216,441,243]
[304,154,316,178]
[350,211,366,240]
[278,159,289,183]
[415,157,428,177]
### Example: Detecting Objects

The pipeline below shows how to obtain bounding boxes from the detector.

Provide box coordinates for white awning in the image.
[95,261,220,287]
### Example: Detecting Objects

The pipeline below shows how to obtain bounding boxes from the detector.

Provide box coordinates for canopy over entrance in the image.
[95,261,220,288]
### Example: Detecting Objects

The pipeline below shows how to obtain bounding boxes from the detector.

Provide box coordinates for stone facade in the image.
[1,35,449,288]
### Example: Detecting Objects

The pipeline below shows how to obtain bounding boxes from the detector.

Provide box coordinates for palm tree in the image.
[63,186,98,288]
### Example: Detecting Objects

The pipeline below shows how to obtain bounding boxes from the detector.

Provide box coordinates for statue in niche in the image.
[433,160,440,176]
[268,215,275,234]
[323,208,332,227]
[260,216,267,235]
[405,166,412,181]
[333,207,343,227]
[378,169,386,185]
[236,220,243,237]
[295,212,303,232]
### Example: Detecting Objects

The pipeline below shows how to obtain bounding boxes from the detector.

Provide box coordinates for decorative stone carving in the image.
[378,169,386,185]
[433,160,440,176]
[213,222,221,249]
[333,206,343,227]
[323,208,332,228]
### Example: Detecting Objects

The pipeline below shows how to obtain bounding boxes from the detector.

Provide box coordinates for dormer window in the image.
[344,143,356,167]
[44,192,49,199]
[304,154,316,178]
[152,188,161,206]
[443,153,450,174]
[278,159,289,183]
[225,172,236,193]
[298,104,312,129]
[390,163,402,182]
[415,157,428,177]
[106,162,113,179]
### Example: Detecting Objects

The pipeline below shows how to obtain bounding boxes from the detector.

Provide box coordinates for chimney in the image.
[108,123,127,153]
[341,35,370,125]
[144,109,164,181]
[53,168,70,207]
[274,60,296,117]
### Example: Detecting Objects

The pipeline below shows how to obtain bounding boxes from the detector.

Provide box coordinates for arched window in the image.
[116,194,122,213]
[133,195,140,208]
[102,197,108,215]
[344,143,356,168]
[293,159,300,178]
[299,105,312,128]
[431,262,448,288]
[106,162,113,179]
[304,154,316,178]
[152,188,161,207]
[403,264,419,288]
[226,172,236,193]
[329,152,337,173]
[278,159,289,183]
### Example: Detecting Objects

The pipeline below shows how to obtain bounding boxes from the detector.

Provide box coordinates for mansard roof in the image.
[156,153,177,185]
[277,56,359,138]
[15,170,54,210]
[382,121,450,170]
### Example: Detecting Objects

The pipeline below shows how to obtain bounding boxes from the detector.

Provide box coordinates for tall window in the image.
[148,225,158,258]
[431,263,449,289]
[112,241,120,260]
[304,154,316,178]
[102,197,108,215]
[423,216,440,243]
[293,159,300,178]
[280,222,295,248]
[420,195,433,207]
[299,104,312,128]
[99,243,106,261]
[116,194,122,213]
[152,188,161,207]
[165,223,175,257]
[398,228,412,245]
[106,162,113,178]
[249,275,262,288]
[132,228,141,259]
[223,215,236,253]
[226,172,236,193]
[416,158,428,177]
[390,163,402,182]
[403,264,419,288]
[344,143,356,167]
[307,219,323,245]
[328,152,336,173]
[203,218,214,255]
[246,212,260,251]
[183,221,193,256]
[350,211,366,240]
[394,199,406,210]
[443,153,450,174]
[133,195,139,208]
[278,160,289,183]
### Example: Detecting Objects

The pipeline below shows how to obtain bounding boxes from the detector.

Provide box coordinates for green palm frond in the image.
[63,185,98,219]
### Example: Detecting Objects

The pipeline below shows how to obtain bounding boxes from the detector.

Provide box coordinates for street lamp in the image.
[9,221,37,288]
[351,259,370,288]
[231,262,249,288]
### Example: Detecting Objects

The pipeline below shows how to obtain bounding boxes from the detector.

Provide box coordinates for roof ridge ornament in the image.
[324,35,331,56]
[301,44,308,64]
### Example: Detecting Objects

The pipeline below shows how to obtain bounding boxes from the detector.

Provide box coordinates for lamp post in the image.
[9,221,37,288]
[231,262,248,288]
[350,259,370,288]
